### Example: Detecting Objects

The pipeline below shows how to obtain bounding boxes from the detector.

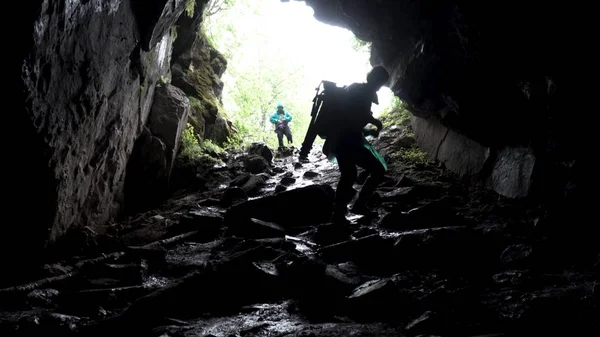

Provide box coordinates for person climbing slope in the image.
[322,65,390,223]
[270,103,293,150]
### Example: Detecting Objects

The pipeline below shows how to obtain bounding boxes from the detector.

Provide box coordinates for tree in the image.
[203,0,316,148]
[201,0,381,149]
[204,0,236,18]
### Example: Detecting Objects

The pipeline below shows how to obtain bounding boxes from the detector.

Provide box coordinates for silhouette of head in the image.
[366,65,390,90]
[277,103,284,114]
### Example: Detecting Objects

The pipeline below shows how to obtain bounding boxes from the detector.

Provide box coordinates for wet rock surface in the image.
[5,0,237,281]
[9,0,182,261]
[1,135,597,337]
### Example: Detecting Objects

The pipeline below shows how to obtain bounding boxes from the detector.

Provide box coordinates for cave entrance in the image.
[201,0,394,149]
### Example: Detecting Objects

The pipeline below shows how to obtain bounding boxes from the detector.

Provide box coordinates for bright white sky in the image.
[206,0,394,116]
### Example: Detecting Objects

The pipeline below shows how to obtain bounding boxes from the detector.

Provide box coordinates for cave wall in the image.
[171,5,235,145]
[2,0,237,269]
[123,0,236,215]
[4,0,192,269]
[300,0,582,202]
[21,0,187,238]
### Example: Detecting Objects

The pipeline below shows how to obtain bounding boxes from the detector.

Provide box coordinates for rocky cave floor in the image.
[1,133,598,337]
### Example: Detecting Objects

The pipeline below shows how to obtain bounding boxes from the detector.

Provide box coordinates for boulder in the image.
[243,154,270,174]
[248,142,274,163]
[147,84,191,176]
[411,115,490,178]
[486,146,537,198]
[224,184,335,228]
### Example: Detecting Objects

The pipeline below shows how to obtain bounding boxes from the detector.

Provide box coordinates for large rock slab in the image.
[411,115,536,198]
[411,115,490,178]
[224,184,335,228]
[486,146,537,198]
[204,113,234,145]
[6,0,186,269]
[147,83,190,176]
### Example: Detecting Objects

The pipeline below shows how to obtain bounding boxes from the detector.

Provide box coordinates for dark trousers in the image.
[334,144,386,214]
[276,126,293,147]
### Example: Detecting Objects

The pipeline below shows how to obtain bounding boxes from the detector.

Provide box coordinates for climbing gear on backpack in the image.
[299,80,348,160]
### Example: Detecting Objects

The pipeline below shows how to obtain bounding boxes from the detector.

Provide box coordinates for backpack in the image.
[298,80,350,160]
[311,80,348,139]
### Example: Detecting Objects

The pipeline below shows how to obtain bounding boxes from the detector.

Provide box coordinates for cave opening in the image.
[1,0,596,335]
[200,0,395,149]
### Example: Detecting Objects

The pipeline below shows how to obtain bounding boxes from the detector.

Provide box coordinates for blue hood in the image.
[275,103,289,114]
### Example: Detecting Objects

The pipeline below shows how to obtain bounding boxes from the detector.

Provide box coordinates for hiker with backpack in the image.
[323,66,390,223]
[270,103,293,150]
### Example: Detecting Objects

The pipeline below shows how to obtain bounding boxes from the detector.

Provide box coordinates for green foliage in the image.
[188,96,203,111]
[179,123,223,166]
[180,123,204,159]
[379,96,412,130]
[202,26,218,51]
[200,0,380,150]
[224,132,244,149]
[391,145,432,166]
[175,123,223,189]
[202,0,315,149]
[185,0,195,17]
[204,0,236,18]
[224,66,314,149]
[202,14,240,60]
[378,96,429,165]
[202,138,224,154]
[401,146,430,164]
[351,36,370,52]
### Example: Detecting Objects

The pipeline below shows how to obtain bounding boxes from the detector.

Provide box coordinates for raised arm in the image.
[369,115,382,130]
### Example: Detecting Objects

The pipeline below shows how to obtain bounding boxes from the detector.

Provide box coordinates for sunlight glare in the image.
[204,0,394,147]
[263,1,394,115]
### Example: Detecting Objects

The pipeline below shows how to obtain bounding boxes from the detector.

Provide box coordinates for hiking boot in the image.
[330,204,350,224]
[349,199,377,217]
[349,203,369,215]
[330,212,351,225]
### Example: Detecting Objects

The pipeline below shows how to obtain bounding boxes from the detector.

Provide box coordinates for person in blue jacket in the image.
[270,103,293,149]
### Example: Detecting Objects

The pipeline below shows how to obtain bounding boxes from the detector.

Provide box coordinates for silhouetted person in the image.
[323,66,390,223]
[270,103,293,149]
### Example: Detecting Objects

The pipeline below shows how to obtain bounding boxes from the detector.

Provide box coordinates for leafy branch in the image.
[204,0,235,17]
